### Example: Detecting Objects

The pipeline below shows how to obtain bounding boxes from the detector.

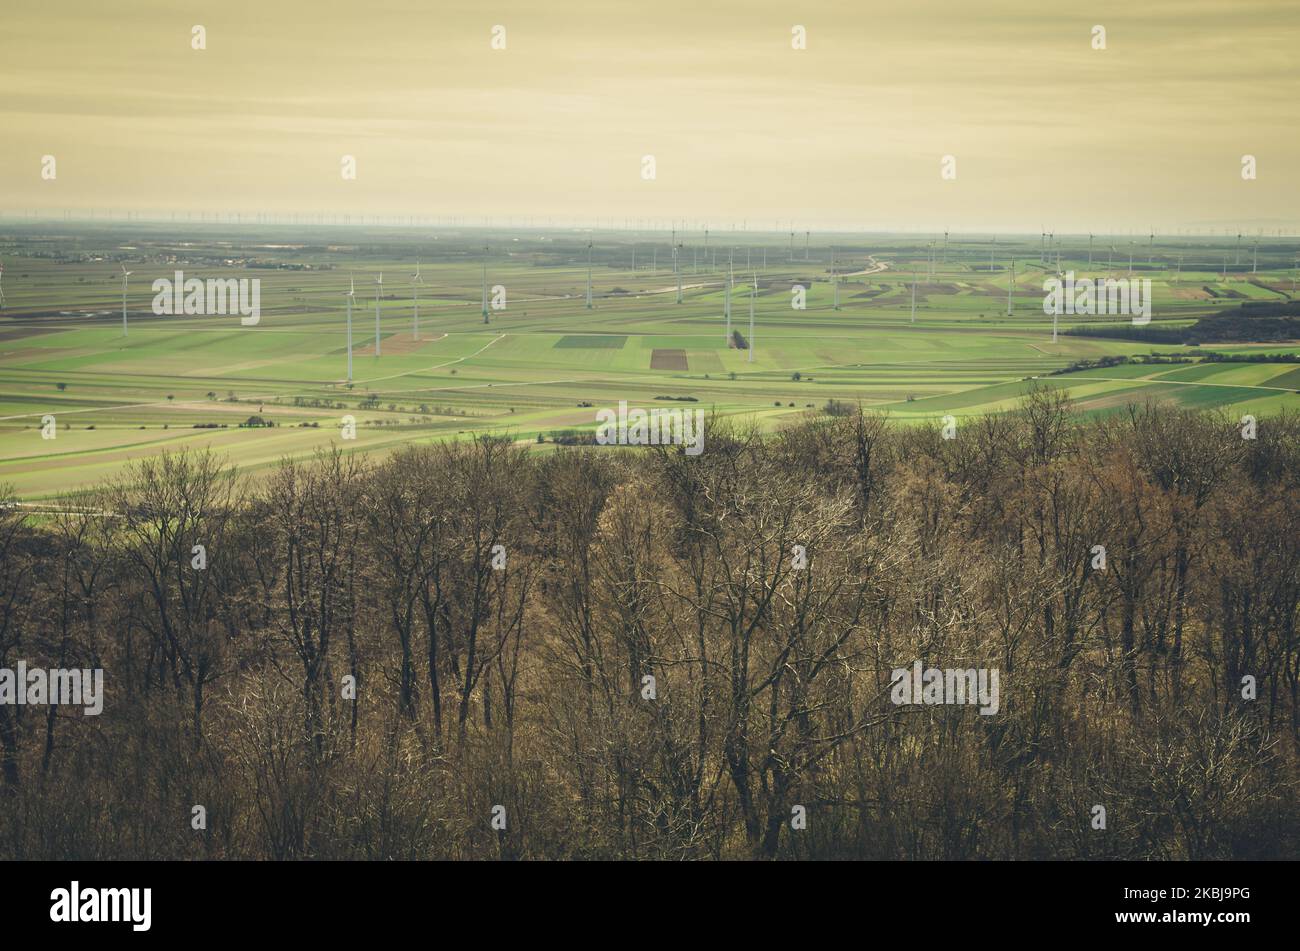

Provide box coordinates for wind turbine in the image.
[345,274,355,382]
[832,247,840,310]
[910,267,917,324]
[942,229,949,265]
[804,231,810,261]
[1051,259,1061,344]
[747,271,756,363]
[120,264,132,337]
[724,249,732,338]
[481,244,490,323]
[586,240,593,309]
[1148,228,1155,265]
[373,272,383,355]
[674,242,683,304]
[1252,232,1259,274]
[1235,232,1242,266]
[1088,233,1094,267]
[411,260,423,340]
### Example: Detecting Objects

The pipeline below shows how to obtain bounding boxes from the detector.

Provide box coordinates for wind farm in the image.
[1,223,1298,498]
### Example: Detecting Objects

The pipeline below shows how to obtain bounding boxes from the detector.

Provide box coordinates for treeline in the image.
[1067,298,1300,346]
[0,391,1297,860]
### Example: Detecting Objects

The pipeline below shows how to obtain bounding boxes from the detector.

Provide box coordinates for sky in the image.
[1,0,1297,233]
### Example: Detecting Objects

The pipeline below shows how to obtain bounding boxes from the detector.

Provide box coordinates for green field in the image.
[2,225,1298,498]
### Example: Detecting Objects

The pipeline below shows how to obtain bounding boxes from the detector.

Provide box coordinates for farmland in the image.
[2,223,1298,498]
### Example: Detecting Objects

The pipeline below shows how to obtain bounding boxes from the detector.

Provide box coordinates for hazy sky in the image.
[2,0,1296,233]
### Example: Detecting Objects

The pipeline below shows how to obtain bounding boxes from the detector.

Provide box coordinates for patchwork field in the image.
[1,225,1298,498]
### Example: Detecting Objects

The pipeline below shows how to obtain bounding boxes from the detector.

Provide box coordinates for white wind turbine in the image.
[481,243,490,323]
[373,272,383,355]
[674,242,683,304]
[120,264,132,337]
[747,271,756,363]
[832,247,840,310]
[910,266,918,324]
[411,260,423,341]
[345,274,355,382]
[1051,258,1062,344]
[586,240,593,309]
[724,249,733,341]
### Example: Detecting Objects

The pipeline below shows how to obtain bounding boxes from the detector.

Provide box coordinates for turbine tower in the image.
[747,271,756,363]
[120,264,132,337]
[411,260,423,341]
[724,249,733,339]
[674,243,683,304]
[345,274,355,382]
[942,229,949,265]
[1007,259,1014,316]
[1088,233,1094,267]
[1052,260,1062,344]
[586,240,593,309]
[374,272,383,355]
[832,247,840,310]
[481,244,490,323]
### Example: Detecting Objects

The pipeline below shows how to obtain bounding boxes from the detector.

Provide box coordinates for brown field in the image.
[355,332,446,356]
[649,348,688,370]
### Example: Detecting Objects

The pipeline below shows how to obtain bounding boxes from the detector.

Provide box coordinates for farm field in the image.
[2,224,1298,498]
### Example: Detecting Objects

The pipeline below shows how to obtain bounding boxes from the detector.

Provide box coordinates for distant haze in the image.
[1,0,1297,232]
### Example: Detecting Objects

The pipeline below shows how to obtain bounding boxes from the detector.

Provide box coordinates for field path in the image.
[356,333,506,385]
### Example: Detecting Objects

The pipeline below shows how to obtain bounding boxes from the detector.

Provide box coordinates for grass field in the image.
[2,224,1298,498]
